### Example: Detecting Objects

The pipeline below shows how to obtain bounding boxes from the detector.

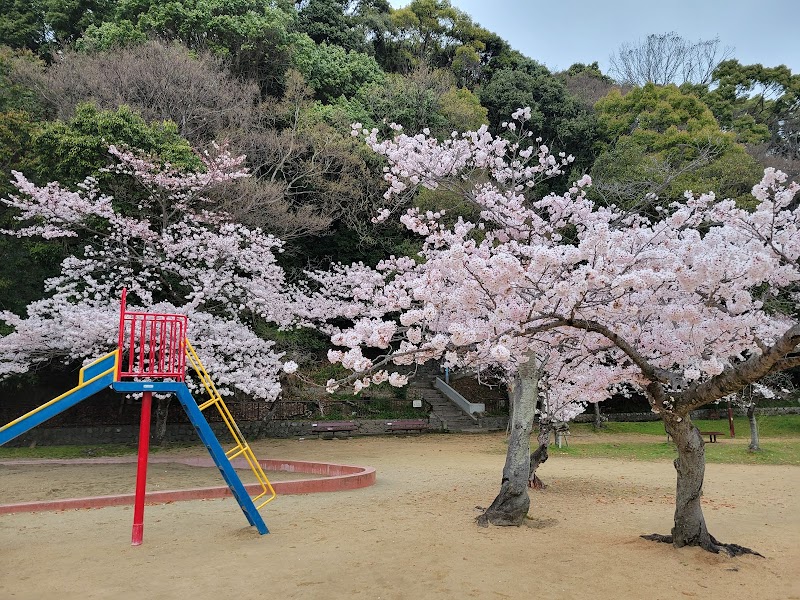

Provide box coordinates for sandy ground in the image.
[0,432,798,600]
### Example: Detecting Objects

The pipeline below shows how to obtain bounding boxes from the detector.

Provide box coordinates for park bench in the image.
[666,430,725,443]
[701,431,724,443]
[385,419,429,434]
[311,421,357,439]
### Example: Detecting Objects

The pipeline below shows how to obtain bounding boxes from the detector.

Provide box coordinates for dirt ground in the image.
[1,432,798,600]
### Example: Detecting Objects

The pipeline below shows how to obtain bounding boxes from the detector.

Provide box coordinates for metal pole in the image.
[116,288,127,381]
[131,391,152,546]
[727,400,735,438]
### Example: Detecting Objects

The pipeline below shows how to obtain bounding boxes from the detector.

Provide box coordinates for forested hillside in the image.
[0,0,797,416]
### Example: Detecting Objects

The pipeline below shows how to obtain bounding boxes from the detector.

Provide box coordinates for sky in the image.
[388,0,800,75]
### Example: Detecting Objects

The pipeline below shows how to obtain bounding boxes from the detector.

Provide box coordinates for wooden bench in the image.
[311,421,357,439]
[385,419,429,434]
[666,431,724,443]
[701,431,724,443]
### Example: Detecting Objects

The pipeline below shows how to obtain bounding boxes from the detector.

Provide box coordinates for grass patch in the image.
[551,441,677,461]
[573,414,800,438]
[551,439,800,465]
[0,444,137,459]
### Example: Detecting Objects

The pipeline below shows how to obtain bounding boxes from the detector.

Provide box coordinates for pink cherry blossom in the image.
[1,145,292,400]
[299,108,800,425]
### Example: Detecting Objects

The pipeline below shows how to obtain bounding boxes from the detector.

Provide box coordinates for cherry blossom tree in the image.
[1,144,296,438]
[294,111,612,530]
[303,109,799,556]
[729,374,794,452]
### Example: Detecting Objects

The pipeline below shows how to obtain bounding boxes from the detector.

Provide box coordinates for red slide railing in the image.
[116,288,188,382]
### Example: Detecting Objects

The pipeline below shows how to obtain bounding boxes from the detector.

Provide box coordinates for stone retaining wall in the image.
[4,417,437,447]
[5,406,796,447]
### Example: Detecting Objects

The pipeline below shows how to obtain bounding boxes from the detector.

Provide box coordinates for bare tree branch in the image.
[609,33,733,86]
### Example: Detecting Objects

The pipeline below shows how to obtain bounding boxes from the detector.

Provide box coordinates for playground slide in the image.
[0,329,271,537]
[0,350,118,446]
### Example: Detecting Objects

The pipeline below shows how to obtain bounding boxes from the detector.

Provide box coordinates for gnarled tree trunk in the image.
[666,415,711,548]
[747,404,760,451]
[643,413,762,556]
[528,443,548,489]
[476,357,540,527]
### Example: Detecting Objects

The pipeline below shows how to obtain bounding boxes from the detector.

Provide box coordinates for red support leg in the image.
[131,391,153,546]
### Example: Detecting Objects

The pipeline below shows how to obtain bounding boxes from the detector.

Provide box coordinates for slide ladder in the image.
[185,341,276,509]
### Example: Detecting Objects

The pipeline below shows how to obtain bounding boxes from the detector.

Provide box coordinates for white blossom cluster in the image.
[1,145,292,401]
[308,109,800,420]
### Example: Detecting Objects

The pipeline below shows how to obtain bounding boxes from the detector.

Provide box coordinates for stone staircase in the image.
[410,375,484,432]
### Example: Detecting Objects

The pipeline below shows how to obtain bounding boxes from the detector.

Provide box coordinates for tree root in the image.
[528,475,547,490]
[641,533,764,557]
[641,533,672,544]
[475,508,523,527]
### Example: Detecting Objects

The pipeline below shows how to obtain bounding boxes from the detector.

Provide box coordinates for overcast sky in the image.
[388,0,800,75]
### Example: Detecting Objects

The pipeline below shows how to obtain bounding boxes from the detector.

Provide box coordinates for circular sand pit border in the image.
[0,456,376,514]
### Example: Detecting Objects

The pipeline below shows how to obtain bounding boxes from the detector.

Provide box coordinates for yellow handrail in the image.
[0,350,119,434]
[185,340,276,509]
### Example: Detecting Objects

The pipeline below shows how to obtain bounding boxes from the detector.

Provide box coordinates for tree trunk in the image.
[476,358,539,527]
[642,413,762,557]
[154,396,172,446]
[747,404,760,451]
[528,443,548,489]
[666,415,712,548]
[593,401,604,429]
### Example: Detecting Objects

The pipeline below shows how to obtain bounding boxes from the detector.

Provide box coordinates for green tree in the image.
[357,67,485,137]
[291,35,385,103]
[387,0,497,77]
[351,0,394,63]
[451,40,482,87]
[439,86,487,131]
[74,20,147,52]
[480,65,599,171]
[0,48,47,117]
[391,0,460,64]
[0,110,36,182]
[591,83,762,208]
[0,0,113,56]
[43,0,114,47]
[0,1,46,53]
[706,60,799,158]
[296,0,362,52]
[565,61,612,81]
[115,0,296,94]
[27,103,198,185]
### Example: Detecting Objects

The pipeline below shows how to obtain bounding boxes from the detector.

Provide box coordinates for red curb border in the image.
[0,457,376,515]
